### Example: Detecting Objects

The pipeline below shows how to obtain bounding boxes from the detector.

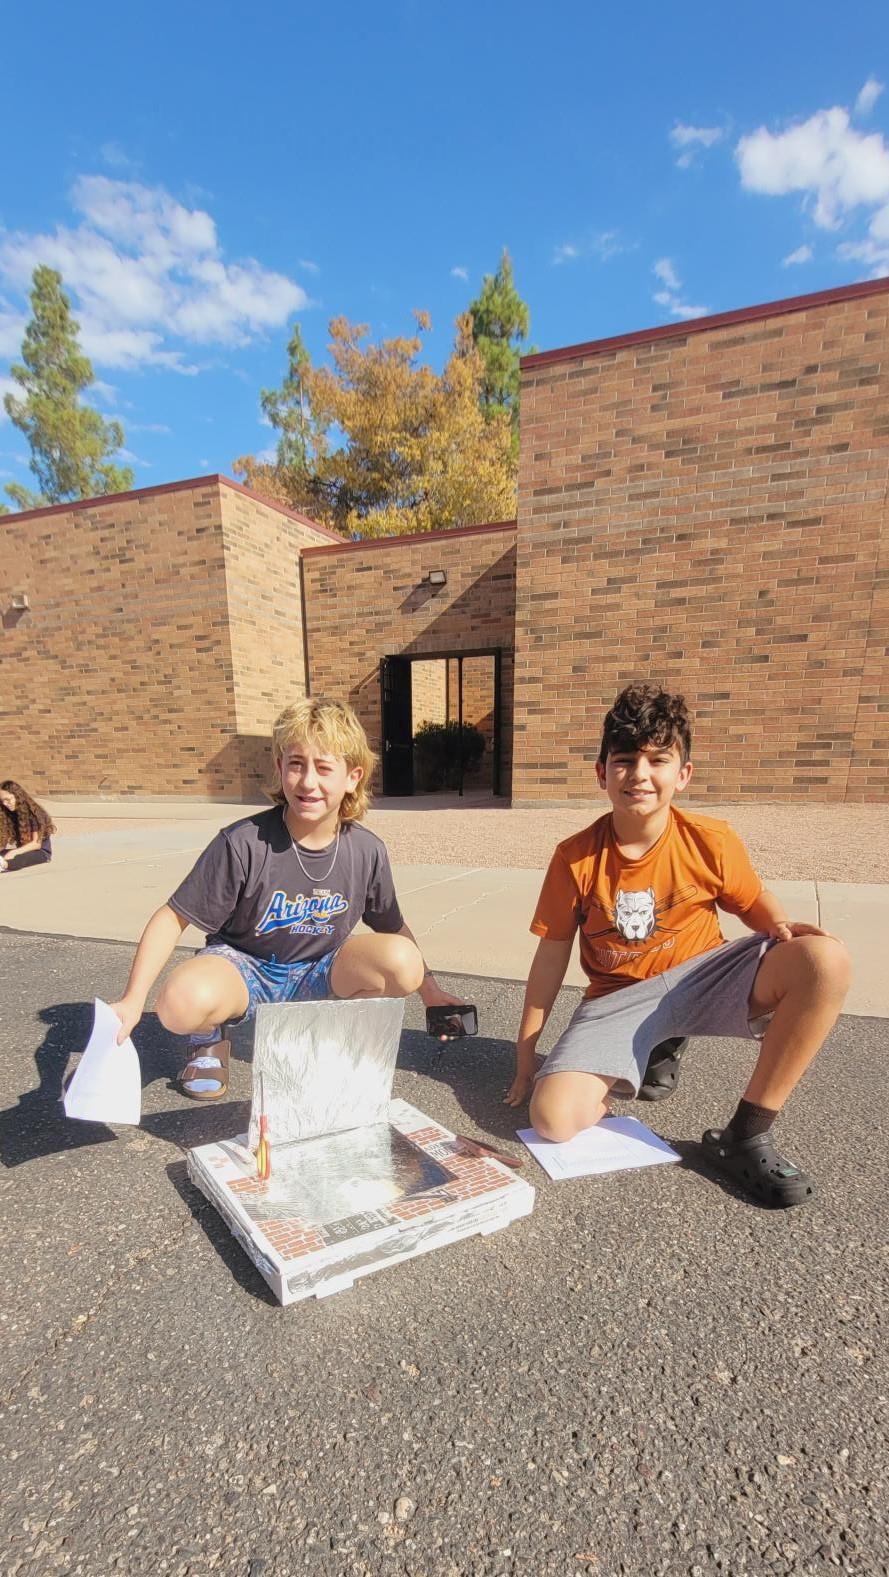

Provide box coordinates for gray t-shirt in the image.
[169,809,404,964]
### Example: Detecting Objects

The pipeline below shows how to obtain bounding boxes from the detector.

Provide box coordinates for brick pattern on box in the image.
[301,528,517,795]
[512,293,889,803]
[225,1127,513,1258]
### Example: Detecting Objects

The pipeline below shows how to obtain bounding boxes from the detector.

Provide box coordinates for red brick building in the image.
[2,277,888,803]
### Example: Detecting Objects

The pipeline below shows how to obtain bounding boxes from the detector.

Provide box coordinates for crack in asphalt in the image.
[1,1197,214,1410]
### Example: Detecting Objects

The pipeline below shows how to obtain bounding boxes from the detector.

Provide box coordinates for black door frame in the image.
[379,655,415,796]
[379,647,504,798]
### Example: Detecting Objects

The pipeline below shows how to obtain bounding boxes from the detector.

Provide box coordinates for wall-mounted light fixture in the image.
[423,569,447,587]
[11,592,30,611]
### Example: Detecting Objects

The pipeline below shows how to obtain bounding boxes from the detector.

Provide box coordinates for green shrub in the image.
[413,719,486,790]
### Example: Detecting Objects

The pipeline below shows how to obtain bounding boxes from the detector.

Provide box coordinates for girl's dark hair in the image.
[598,684,692,765]
[0,781,56,849]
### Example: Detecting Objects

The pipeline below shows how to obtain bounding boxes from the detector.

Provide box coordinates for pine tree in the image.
[3,265,134,510]
[467,248,532,444]
[260,322,323,472]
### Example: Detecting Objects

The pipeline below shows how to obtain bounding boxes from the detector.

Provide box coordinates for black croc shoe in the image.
[701,1127,815,1208]
[638,1037,688,1102]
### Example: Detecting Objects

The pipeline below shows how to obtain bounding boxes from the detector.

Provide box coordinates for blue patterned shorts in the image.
[203,942,338,1023]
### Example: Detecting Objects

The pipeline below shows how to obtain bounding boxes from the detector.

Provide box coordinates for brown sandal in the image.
[179,1039,231,1101]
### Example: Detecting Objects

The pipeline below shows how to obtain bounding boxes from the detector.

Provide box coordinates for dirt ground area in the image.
[365,800,889,883]
[46,799,888,882]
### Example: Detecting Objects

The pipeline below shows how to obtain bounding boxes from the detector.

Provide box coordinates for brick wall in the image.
[512,281,889,803]
[218,483,339,793]
[1,479,236,797]
[1,477,334,799]
[301,523,517,795]
[411,660,447,730]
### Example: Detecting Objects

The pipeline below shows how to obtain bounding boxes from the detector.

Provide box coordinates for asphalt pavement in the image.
[1,931,887,1577]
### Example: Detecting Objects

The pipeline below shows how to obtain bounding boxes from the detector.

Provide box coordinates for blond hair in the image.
[271,698,376,824]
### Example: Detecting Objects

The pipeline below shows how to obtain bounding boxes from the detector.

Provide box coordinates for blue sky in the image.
[2,0,888,501]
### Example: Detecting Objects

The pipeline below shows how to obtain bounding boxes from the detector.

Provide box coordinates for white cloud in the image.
[592,230,623,260]
[450,265,469,280]
[736,107,889,229]
[782,243,813,265]
[298,258,320,274]
[736,98,889,276]
[653,256,681,290]
[0,302,26,357]
[255,444,278,464]
[128,420,171,434]
[117,446,151,468]
[89,378,118,404]
[100,141,136,171]
[855,78,884,118]
[0,175,309,373]
[670,122,724,168]
[553,231,629,266]
[651,258,708,320]
[671,122,724,149]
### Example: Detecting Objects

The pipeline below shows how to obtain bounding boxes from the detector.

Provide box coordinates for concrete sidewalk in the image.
[1,808,886,1015]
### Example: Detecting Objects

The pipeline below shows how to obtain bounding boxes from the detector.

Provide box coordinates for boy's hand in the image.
[769,920,837,944]
[107,998,143,1045]
[504,1067,536,1108]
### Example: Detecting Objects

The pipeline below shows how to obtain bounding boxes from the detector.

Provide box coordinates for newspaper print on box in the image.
[187,1099,536,1306]
[247,996,405,1149]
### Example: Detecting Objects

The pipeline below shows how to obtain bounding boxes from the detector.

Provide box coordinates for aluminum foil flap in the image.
[247,996,406,1147]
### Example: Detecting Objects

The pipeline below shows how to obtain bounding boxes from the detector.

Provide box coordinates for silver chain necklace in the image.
[290,824,341,883]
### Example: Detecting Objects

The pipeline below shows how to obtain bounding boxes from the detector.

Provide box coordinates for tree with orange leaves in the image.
[234,311,516,537]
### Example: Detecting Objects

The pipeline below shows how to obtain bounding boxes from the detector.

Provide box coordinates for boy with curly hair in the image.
[506,683,851,1207]
[110,698,463,1099]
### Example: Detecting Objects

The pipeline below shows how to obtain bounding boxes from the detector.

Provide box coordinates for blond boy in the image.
[110,699,462,1097]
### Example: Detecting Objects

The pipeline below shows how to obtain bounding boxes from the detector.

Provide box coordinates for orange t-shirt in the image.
[530,806,762,999]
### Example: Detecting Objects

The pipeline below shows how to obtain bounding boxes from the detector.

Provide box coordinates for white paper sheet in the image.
[517,1115,679,1180]
[63,998,142,1126]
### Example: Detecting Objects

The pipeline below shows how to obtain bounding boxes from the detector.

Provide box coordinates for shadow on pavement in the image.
[0,999,252,1169]
[165,1157,279,1307]
[396,1027,525,1146]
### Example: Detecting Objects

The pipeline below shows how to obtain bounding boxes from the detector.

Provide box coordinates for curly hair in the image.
[598,684,692,765]
[0,781,56,850]
[271,699,376,824]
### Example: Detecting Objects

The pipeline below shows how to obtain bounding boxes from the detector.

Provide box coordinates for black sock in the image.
[726,1098,778,1142]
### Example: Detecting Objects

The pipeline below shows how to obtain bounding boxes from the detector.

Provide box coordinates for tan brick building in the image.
[2,276,888,803]
[512,275,889,804]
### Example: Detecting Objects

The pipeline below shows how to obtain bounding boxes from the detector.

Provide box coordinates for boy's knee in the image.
[530,1084,607,1144]
[384,935,425,996]
[156,974,214,1035]
[791,934,852,996]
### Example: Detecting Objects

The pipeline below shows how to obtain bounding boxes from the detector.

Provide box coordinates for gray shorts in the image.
[536,933,776,1099]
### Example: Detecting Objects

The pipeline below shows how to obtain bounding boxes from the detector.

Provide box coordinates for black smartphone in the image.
[426,1004,479,1039]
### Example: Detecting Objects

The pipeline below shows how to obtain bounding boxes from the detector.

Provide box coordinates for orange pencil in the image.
[256,1073,271,1181]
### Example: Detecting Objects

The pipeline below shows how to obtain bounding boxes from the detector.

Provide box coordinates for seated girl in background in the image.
[0,780,55,872]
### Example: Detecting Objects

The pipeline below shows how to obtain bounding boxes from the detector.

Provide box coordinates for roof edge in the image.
[300,518,517,558]
[521,274,889,373]
[0,471,341,543]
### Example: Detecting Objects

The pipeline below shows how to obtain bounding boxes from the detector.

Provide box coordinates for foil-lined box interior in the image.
[246,996,405,1150]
